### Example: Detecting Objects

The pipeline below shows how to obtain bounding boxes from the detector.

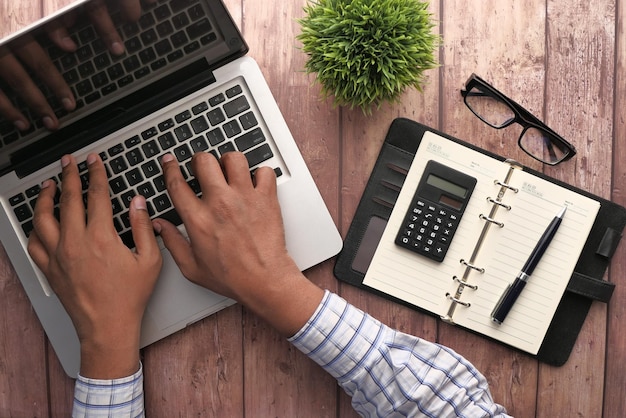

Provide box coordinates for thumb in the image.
[129,196,160,259]
[152,218,195,277]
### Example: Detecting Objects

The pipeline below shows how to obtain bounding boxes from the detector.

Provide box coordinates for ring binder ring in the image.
[479,214,505,228]
[460,259,485,273]
[453,276,478,290]
[487,197,512,210]
[494,180,519,193]
[446,293,471,307]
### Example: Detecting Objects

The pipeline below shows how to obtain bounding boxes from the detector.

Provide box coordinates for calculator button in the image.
[396,197,462,262]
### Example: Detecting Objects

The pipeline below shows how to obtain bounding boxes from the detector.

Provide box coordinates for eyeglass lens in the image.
[464,85,570,164]
[464,86,515,128]
[519,127,570,165]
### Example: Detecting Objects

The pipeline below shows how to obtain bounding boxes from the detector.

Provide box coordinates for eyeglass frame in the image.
[460,73,576,165]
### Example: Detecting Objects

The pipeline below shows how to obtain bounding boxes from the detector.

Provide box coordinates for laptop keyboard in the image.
[8,81,282,249]
[0,0,217,149]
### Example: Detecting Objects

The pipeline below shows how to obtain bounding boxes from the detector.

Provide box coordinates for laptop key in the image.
[140,28,158,45]
[174,124,193,141]
[142,140,160,158]
[245,143,273,168]
[126,168,144,186]
[118,75,134,87]
[172,13,190,30]
[22,221,34,237]
[111,197,123,215]
[206,128,225,146]
[190,136,208,152]
[14,204,32,222]
[158,119,175,132]
[125,149,144,166]
[174,144,193,161]
[190,115,209,134]
[239,111,258,130]
[223,121,241,138]
[110,156,128,174]
[154,5,172,20]
[109,176,128,194]
[153,175,166,192]
[175,110,191,123]
[94,53,111,70]
[142,127,159,140]
[125,135,142,148]
[25,184,41,198]
[188,4,206,20]
[121,190,136,208]
[153,193,172,212]
[208,93,225,107]
[235,127,265,152]
[186,18,212,39]
[107,63,124,80]
[207,108,225,126]
[225,85,243,98]
[223,95,250,118]
[218,141,236,155]
[9,193,25,206]
[158,132,177,150]
[85,91,101,104]
[142,160,161,178]
[137,182,156,199]
[171,0,198,13]
[155,39,173,56]
[125,37,143,54]
[108,143,125,156]
[101,83,118,96]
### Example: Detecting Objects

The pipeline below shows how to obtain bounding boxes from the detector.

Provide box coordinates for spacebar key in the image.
[156,207,183,226]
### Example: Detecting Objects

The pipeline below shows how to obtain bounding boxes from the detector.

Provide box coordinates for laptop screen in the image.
[0,0,247,177]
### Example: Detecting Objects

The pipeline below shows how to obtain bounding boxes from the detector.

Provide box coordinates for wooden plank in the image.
[0,2,50,416]
[437,1,548,416]
[0,245,50,416]
[604,1,626,415]
[239,0,342,416]
[336,1,441,416]
[536,1,615,416]
[143,308,245,416]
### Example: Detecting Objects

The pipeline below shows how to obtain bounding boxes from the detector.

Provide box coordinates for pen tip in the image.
[557,206,567,218]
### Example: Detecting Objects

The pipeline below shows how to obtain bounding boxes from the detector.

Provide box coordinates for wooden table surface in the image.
[1,0,625,416]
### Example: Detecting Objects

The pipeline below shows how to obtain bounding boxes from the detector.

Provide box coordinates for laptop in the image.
[0,0,342,377]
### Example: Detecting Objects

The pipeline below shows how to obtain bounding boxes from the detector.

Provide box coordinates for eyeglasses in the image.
[460,74,576,165]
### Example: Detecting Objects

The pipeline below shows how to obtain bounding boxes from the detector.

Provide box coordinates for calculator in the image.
[395,160,477,262]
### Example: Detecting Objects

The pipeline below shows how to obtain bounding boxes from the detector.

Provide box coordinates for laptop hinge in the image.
[11,58,216,178]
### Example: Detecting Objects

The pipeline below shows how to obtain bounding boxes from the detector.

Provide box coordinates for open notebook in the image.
[362,131,599,354]
[335,119,625,365]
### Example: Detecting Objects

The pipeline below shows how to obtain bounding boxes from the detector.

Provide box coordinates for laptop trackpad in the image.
[144,247,234,335]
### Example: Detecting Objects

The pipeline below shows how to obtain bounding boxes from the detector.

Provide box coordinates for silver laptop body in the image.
[0,0,342,377]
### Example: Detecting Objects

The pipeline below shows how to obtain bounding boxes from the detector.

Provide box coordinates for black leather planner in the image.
[334,118,625,366]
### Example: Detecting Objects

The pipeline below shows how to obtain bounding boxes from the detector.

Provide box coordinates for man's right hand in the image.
[153,152,325,337]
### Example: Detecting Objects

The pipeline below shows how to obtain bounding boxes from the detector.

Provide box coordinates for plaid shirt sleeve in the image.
[72,363,144,418]
[289,290,511,418]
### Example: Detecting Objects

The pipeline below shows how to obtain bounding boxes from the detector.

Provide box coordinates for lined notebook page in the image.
[454,168,599,353]
[363,132,600,354]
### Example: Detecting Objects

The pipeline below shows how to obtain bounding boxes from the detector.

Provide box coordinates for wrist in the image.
[79,326,142,379]
[237,265,325,337]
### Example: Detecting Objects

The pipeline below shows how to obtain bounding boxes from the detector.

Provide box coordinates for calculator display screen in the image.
[426,174,468,198]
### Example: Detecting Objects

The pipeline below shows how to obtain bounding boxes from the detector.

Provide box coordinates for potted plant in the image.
[297,0,441,114]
